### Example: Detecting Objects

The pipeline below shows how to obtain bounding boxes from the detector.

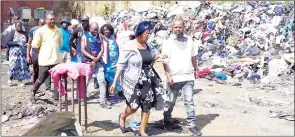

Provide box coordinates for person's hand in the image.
[194,70,199,79]
[87,61,96,67]
[92,56,100,62]
[159,54,168,59]
[26,56,32,64]
[109,83,116,94]
[90,61,96,67]
[166,74,174,86]
[157,54,168,63]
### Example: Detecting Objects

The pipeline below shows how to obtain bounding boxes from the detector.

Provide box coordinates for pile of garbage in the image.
[106,1,294,85]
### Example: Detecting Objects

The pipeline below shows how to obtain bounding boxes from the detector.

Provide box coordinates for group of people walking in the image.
[2,13,202,136]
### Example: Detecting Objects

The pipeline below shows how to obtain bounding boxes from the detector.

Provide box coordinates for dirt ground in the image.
[1,50,294,136]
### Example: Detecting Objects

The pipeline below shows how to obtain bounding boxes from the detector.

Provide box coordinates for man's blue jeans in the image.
[163,80,197,128]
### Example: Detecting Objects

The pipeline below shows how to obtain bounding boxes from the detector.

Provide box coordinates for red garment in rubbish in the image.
[123,21,128,30]
[48,63,93,99]
[198,69,211,77]
[202,32,210,41]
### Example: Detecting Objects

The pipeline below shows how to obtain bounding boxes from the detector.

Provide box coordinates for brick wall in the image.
[1,1,54,31]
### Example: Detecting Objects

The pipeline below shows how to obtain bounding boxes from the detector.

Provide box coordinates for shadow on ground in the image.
[87,120,118,133]
[149,114,219,136]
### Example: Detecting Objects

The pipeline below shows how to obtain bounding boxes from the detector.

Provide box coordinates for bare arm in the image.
[192,38,199,71]
[112,68,123,85]
[154,54,162,62]
[69,29,78,49]
[161,40,172,77]
[163,63,171,76]
[191,56,199,71]
[69,34,76,49]
[27,37,33,58]
[81,36,96,60]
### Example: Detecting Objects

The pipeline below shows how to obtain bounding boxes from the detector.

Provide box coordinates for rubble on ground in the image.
[104,1,294,88]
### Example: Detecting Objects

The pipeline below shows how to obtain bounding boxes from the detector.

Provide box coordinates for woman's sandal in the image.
[118,113,132,133]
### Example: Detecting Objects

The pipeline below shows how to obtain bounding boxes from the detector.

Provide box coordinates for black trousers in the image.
[32,52,51,90]
[6,46,9,61]
[31,64,56,95]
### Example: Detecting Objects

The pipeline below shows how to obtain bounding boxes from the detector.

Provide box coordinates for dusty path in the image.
[1,54,294,136]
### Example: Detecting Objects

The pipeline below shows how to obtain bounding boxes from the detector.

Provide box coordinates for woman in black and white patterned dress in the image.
[5,21,31,87]
[110,21,170,136]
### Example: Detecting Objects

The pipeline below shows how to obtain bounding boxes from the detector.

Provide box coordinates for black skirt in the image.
[125,65,170,112]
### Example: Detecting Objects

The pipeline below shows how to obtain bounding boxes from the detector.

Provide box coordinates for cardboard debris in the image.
[22,112,83,136]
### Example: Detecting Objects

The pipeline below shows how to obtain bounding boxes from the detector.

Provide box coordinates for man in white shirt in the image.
[161,16,202,136]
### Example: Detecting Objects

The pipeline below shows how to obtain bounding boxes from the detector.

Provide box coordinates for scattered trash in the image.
[105,1,294,88]
[19,105,45,118]
[215,72,228,80]
[269,110,294,121]
[2,115,9,123]
[128,120,141,131]
[200,101,218,108]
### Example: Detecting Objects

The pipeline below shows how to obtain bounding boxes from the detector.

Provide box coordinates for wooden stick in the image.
[77,77,81,125]
[59,76,62,112]
[72,79,75,113]
[83,76,88,131]
[64,74,68,111]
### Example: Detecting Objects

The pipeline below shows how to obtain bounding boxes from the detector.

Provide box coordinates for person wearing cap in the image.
[69,15,100,90]
[2,16,26,65]
[59,17,72,63]
[109,21,170,136]
[161,16,202,136]
[69,15,90,63]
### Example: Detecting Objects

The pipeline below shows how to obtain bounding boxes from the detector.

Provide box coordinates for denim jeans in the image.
[86,63,107,104]
[163,80,196,128]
